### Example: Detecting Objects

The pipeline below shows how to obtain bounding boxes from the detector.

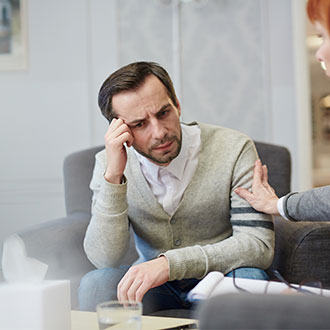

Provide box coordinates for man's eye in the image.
[135,122,144,128]
[159,110,169,118]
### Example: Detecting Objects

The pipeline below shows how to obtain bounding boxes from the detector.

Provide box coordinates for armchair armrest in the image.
[17,212,138,309]
[17,212,95,309]
[269,216,330,288]
[18,212,95,281]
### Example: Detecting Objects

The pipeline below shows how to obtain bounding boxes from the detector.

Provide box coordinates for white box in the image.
[0,280,71,330]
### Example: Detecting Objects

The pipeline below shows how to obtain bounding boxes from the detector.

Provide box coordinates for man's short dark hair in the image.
[98,61,178,122]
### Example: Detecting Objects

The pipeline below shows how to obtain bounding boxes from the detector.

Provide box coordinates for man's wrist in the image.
[157,255,170,277]
[104,172,123,184]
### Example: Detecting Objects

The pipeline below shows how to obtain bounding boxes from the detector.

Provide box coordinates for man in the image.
[79,61,274,314]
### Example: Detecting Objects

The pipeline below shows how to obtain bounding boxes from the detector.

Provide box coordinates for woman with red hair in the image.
[235,0,330,221]
[307,0,330,76]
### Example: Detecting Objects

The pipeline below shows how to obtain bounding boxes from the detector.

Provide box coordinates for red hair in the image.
[307,0,330,35]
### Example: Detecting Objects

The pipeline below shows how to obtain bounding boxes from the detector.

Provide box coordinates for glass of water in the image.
[96,300,142,330]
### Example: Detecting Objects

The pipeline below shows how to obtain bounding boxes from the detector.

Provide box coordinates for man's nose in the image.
[150,121,167,140]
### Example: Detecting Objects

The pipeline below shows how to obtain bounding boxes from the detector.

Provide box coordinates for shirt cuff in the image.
[277,197,289,220]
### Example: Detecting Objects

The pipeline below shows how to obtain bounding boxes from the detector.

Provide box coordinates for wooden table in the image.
[71,310,198,330]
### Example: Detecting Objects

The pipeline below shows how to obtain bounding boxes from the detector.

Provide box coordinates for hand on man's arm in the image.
[235,159,280,215]
[117,256,169,302]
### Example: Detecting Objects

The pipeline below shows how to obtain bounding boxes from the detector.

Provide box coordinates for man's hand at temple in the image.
[235,159,280,215]
[117,256,170,302]
[104,118,134,184]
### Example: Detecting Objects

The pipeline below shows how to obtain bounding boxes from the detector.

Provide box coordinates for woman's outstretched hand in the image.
[235,159,280,215]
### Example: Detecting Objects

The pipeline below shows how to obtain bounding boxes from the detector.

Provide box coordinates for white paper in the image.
[188,272,330,301]
[2,234,48,283]
[187,271,224,301]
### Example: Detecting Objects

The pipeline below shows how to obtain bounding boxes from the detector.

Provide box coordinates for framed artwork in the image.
[0,0,28,71]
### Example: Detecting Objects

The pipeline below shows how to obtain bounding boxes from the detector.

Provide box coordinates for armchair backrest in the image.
[254,141,291,197]
[63,146,104,215]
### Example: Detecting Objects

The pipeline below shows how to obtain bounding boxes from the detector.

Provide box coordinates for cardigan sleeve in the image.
[83,151,131,269]
[283,186,330,221]
[162,139,275,280]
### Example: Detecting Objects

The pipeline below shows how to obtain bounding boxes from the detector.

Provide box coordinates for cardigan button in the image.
[174,239,181,246]
[170,218,176,225]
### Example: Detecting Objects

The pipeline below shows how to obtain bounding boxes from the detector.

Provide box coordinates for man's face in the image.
[112,75,182,166]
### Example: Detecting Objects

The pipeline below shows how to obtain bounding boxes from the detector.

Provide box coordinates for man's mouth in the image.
[153,140,173,151]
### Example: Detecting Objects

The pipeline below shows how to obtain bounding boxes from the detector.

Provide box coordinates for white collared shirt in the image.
[134,124,201,215]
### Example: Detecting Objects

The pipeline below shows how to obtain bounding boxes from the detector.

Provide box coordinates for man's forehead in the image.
[114,102,172,124]
[112,78,172,120]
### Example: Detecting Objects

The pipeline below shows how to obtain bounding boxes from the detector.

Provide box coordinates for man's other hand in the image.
[117,256,169,302]
[235,159,280,215]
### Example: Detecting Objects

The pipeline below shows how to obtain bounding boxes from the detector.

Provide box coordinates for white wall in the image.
[0,0,112,254]
[0,0,311,259]
[266,0,312,191]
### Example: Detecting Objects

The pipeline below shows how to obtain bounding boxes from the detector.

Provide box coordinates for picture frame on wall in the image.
[0,0,28,71]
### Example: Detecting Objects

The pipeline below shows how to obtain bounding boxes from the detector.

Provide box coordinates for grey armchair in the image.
[13,141,330,311]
